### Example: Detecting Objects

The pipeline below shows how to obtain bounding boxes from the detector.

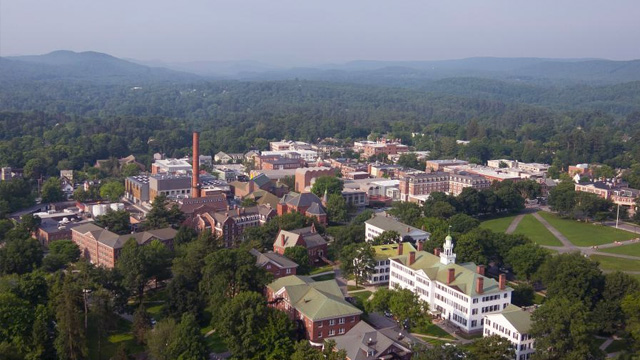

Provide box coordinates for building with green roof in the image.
[266,275,363,345]
[367,242,416,285]
[388,233,512,333]
[484,304,535,359]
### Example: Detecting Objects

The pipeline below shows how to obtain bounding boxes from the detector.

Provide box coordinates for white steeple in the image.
[440,226,456,265]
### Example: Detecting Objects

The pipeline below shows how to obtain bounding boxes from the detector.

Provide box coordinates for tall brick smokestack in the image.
[192,132,200,198]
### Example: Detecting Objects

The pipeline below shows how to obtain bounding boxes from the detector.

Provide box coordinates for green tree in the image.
[72,187,90,202]
[121,163,141,177]
[95,210,131,235]
[548,181,577,216]
[371,230,400,245]
[53,274,87,360]
[448,213,480,233]
[290,340,324,360]
[283,246,311,275]
[412,343,469,359]
[339,242,375,287]
[146,318,177,360]
[622,291,640,346]
[388,202,423,225]
[166,313,207,360]
[396,153,421,169]
[506,243,550,281]
[217,291,294,360]
[41,177,65,203]
[99,181,125,202]
[366,287,394,313]
[326,193,349,223]
[388,287,429,328]
[43,240,80,271]
[511,283,535,307]
[0,291,34,356]
[145,194,185,230]
[279,175,295,190]
[132,305,151,345]
[173,226,198,246]
[530,297,603,360]
[311,176,343,198]
[115,238,147,304]
[469,334,515,360]
[20,214,41,233]
[0,237,43,275]
[424,201,457,219]
[536,252,604,308]
[593,272,640,334]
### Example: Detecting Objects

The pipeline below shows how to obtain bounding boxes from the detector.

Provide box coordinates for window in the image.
[329,319,335,326]
[328,329,335,336]
[318,331,323,338]
[339,318,345,324]
[339,328,345,334]
[266,264,271,269]
[471,320,477,327]
[286,268,292,274]
[504,293,508,298]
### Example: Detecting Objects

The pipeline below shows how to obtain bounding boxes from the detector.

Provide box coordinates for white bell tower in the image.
[440,227,456,265]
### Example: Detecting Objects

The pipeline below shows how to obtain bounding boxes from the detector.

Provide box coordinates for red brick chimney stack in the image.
[398,243,404,256]
[447,268,455,284]
[476,265,485,275]
[192,132,200,198]
[499,274,506,290]
[476,277,484,294]
[417,241,423,252]
[434,248,440,256]
[409,251,416,265]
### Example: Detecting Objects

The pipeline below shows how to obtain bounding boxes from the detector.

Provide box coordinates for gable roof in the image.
[305,202,326,216]
[365,215,430,239]
[332,321,412,360]
[490,304,532,334]
[250,249,299,269]
[276,227,327,249]
[391,250,511,297]
[72,223,176,249]
[268,275,362,321]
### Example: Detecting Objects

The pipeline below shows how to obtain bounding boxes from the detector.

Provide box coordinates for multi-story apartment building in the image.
[484,305,535,360]
[277,192,328,225]
[71,223,176,268]
[266,275,363,346]
[426,159,469,172]
[195,205,276,247]
[575,181,639,216]
[388,234,512,333]
[362,140,409,158]
[365,214,431,243]
[399,171,491,202]
[294,167,335,192]
[368,242,417,285]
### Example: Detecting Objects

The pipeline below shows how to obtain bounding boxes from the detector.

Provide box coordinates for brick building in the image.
[71,223,176,268]
[266,275,362,345]
[195,205,276,247]
[277,192,327,225]
[294,167,335,193]
[399,171,490,202]
[250,249,298,279]
[273,225,328,263]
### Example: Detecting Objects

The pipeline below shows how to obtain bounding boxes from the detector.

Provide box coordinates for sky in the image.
[1,0,639,66]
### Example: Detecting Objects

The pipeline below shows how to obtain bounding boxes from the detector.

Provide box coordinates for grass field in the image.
[513,214,563,246]
[538,212,637,246]
[591,255,640,272]
[311,273,336,281]
[479,215,517,233]
[600,241,640,257]
[310,264,334,275]
[200,328,227,353]
[347,285,364,291]
[349,290,372,303]
[412,322,455,339]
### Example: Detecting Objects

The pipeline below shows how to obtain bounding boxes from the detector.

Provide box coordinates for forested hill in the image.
[1,50,200,84]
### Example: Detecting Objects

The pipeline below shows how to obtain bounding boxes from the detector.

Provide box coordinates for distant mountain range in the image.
[1,50,201,84]
[3,50,640,86]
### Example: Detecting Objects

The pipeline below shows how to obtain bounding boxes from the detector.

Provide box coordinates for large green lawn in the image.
[513,214,563,246]
[538,212,637,246]
[412,322,455,339]
[348,290,372,303]
[600,241,640,257]
[590,255,640,272]
[479,215,517,233]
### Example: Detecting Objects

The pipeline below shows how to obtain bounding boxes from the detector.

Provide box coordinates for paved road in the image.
[505,214,525,234]
[603,221,640,235]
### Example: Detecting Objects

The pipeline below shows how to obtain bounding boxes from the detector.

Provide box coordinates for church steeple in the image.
[440,226,456,265]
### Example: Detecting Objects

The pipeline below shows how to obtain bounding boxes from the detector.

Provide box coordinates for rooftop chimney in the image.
[476,277,484,294]
[476,265,485,276]
[398,243,404,256]
[281,234,286,245]
[409,251,416,265]
[434,248,440,256]
[417,241,423,252]
[447,268,455,284]
[191,132,200,198]
[499,274,506,290]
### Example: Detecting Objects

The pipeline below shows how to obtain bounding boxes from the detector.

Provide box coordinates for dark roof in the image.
[305,202,326,216]
[251,173,272,188]
[249,249,299,269]
[332,322,412,360]
[277,227,327,249]
[72,223,176,249]
[280,192,323,208]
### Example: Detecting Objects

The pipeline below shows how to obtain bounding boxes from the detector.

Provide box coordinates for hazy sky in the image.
[2,0,639,65]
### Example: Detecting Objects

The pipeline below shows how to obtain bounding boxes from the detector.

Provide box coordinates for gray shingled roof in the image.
[365,215,430,239]
[305,202,326,215]
[332,321,411,360]
[249,249,299,269]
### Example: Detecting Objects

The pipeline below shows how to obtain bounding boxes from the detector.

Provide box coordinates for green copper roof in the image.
[372,242,416,260]
[495,304,532,334]
[268,275,362,321]
[391,251,511,297]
